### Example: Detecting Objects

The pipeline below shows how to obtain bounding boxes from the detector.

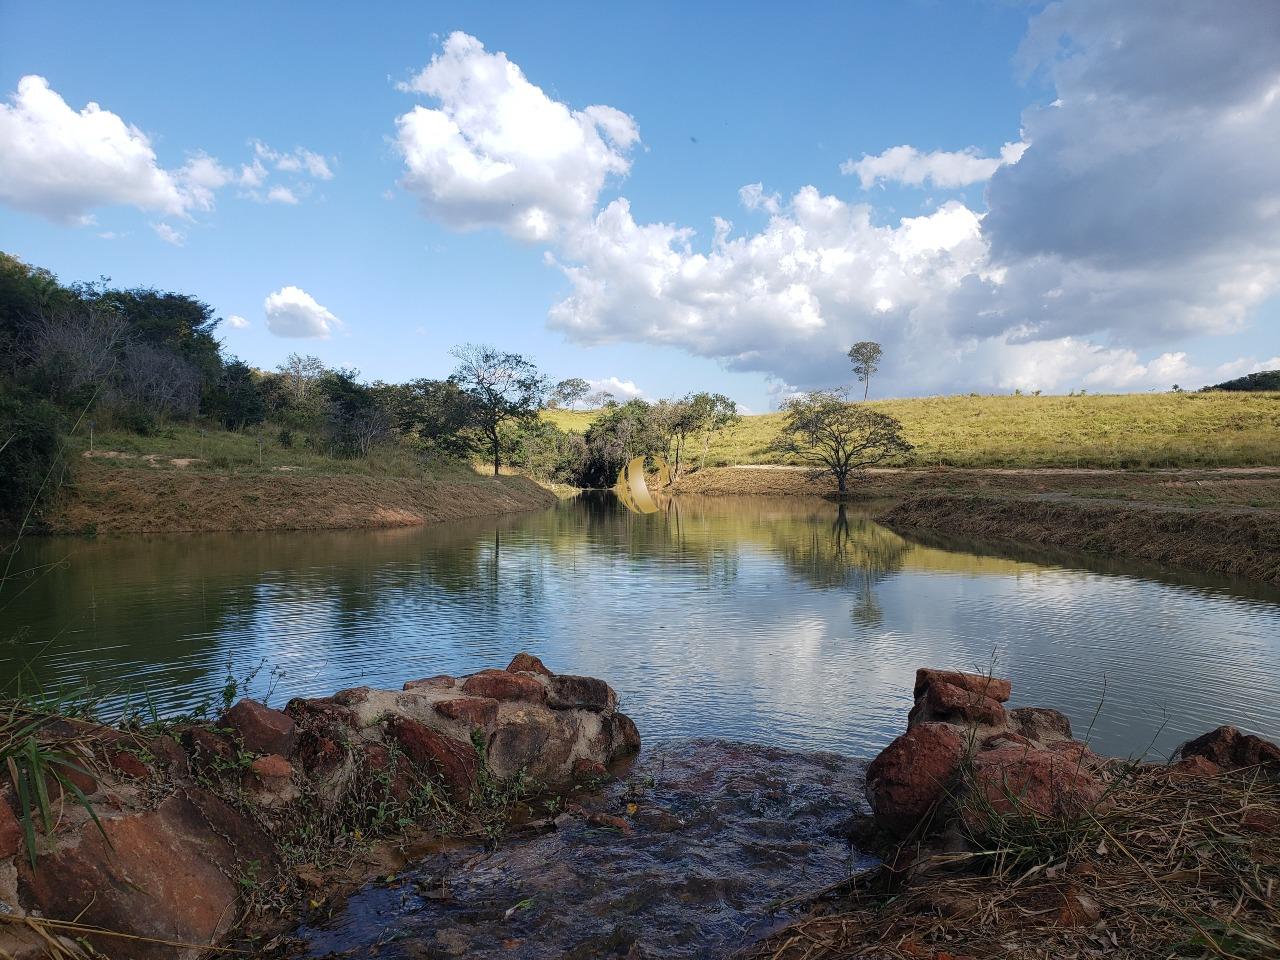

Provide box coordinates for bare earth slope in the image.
[49,462,558,533]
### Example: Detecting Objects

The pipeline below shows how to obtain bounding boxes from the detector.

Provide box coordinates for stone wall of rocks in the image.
[0,653,638,960]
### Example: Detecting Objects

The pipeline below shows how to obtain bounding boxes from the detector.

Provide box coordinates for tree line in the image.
[0,254,747,519]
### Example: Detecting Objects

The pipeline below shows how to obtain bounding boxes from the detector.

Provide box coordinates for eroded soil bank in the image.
[676,466,1280,584]
[43,462,558,533]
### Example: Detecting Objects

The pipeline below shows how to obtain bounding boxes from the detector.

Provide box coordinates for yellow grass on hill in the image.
[545,391,1280,469]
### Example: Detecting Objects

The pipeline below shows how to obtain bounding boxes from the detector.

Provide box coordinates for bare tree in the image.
[276,353,327,406]
[847,341,884,400]
[585,389,616,409]
[449,343,548,475]
[768,390,912,496]
[113,342,202,419]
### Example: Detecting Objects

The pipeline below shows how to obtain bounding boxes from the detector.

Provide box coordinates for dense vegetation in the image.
[1203,369,1280,392]
[0,253,741,522]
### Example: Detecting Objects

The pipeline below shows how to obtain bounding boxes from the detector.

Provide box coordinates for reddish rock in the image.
[294,733,345,775]
[222,699,297,757]
[0,801,21,859]
[573,758,608,780]
[387,718,478,797]
[1055,886,1102,927]
[18,789,275,960]
[149,734,188,774]
[185,726,235,763]
[964,745,1106,830]
[865,723,967,837]
[365,743,418,803]
[434,696,500,728]
[547,675,616,712]
[403,674,456,691]
[507,652,553,677]
[1010,706,1074,744]
[249,754,292,780]
[285,696,360,730]
[1177,725,1280,771]
[914,669,1011,703]
[461,669,547,703]
[982,731,1035,751]
[909,679,1007,728]
[1166,755,1221,779]
[332,686,372,707]
[486,713,574,781]
[107,750,151,780]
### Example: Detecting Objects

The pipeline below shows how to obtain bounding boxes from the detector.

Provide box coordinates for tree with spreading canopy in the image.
[449,343,548,475]
[547,377,591,409]
[768,390,912,495]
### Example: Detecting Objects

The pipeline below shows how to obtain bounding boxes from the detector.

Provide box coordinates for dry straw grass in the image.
[746,764,1279,960]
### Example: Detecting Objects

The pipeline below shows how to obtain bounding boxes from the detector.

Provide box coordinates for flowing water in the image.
[3,493,1279,759]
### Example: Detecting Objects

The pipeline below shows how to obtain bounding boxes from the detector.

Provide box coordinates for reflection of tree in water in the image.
[772,503,909,626]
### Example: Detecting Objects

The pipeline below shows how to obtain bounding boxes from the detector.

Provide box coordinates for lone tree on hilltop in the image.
[547,377,591,409]
[450,343,548,475]
[768,390,912,496]
[847,341,884,400]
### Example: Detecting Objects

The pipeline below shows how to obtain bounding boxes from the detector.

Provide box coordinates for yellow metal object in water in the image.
[615,455,671,513]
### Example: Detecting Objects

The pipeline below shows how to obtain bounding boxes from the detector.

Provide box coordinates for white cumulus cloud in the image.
[587,376,644,400]
[394,32,640,241]
[841,141,1027,190]
[0,75,196,223]
[226,314,250,329]
[263,286,341,339]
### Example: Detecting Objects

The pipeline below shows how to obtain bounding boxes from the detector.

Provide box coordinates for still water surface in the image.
[4,494,1278,758]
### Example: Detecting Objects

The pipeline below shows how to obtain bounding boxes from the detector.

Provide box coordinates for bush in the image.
[0,388,68,523]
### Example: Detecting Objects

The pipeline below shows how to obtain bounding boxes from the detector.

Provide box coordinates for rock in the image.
[865,723,967,837]
[507,652,553,677]
[221,699,297,757]
[404,675,456,691]
[909,679,1007,729]
[1009,706,1073,744]
[964,745,1107,830]
[1167,755,1222,779]
[547,675,616,712]
[18,790,276,960]
[434,696,500,728]
[107,750,150,780]
[0,803,21,859]
[573,758,608,780]
[245,755,296,806]
[184,727,235,768]
[461,669,547,703]
[1176,725,1280,771]
[1055,886,1102,926]
[914,669,1011,703]
[486,712,574,781]
[387,718,478,797]
[150,734,188,774]
[605,712,642,757]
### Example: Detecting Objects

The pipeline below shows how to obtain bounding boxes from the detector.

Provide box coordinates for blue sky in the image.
[2,1,1277,409]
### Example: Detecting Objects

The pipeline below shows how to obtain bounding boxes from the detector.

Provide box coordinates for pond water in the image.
[3,493,1279,759]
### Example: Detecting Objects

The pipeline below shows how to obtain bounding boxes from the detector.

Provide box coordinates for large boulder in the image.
[963,744,1107,831]
[18,790,276,960]
[461,669,548,703]
[1176,725,1280,771]
[386,717,479,798]
[914,669,1011,703]
[865,723,967,837]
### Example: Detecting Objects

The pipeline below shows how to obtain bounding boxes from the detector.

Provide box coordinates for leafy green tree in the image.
[576,399,667,487]
[317,369,391,458]
[687,392,740,470]
[449,343,548,475]
[847,341,884,400]
[1202,370,1280,392]
[768,390,912,495]
[547,377,591,409]
[211,360,266,430]
[0,386,67,523]
[377,378,480,460]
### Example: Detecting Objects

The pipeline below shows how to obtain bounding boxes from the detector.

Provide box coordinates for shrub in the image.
[0,387,68,523]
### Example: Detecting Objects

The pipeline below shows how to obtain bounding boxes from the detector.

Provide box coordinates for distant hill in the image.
[1203,370,1280,392]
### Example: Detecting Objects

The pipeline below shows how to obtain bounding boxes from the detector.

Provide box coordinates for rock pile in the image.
[0,654,638,960]
[865,667,1278,842]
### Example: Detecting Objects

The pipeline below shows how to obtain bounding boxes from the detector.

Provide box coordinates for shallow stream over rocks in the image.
[295,741,873,959]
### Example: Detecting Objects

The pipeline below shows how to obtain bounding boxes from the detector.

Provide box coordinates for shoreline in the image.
[676,466,1280,585]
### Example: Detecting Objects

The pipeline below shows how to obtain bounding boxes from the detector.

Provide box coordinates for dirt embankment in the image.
[676,466,1280,584]
[47,464,559,533]
[880,494,1280,584]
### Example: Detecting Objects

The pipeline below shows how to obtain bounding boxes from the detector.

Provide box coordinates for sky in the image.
[1,0,1277,411]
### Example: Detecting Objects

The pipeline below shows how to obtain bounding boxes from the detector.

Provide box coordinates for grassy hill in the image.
[545,391,1280,469]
